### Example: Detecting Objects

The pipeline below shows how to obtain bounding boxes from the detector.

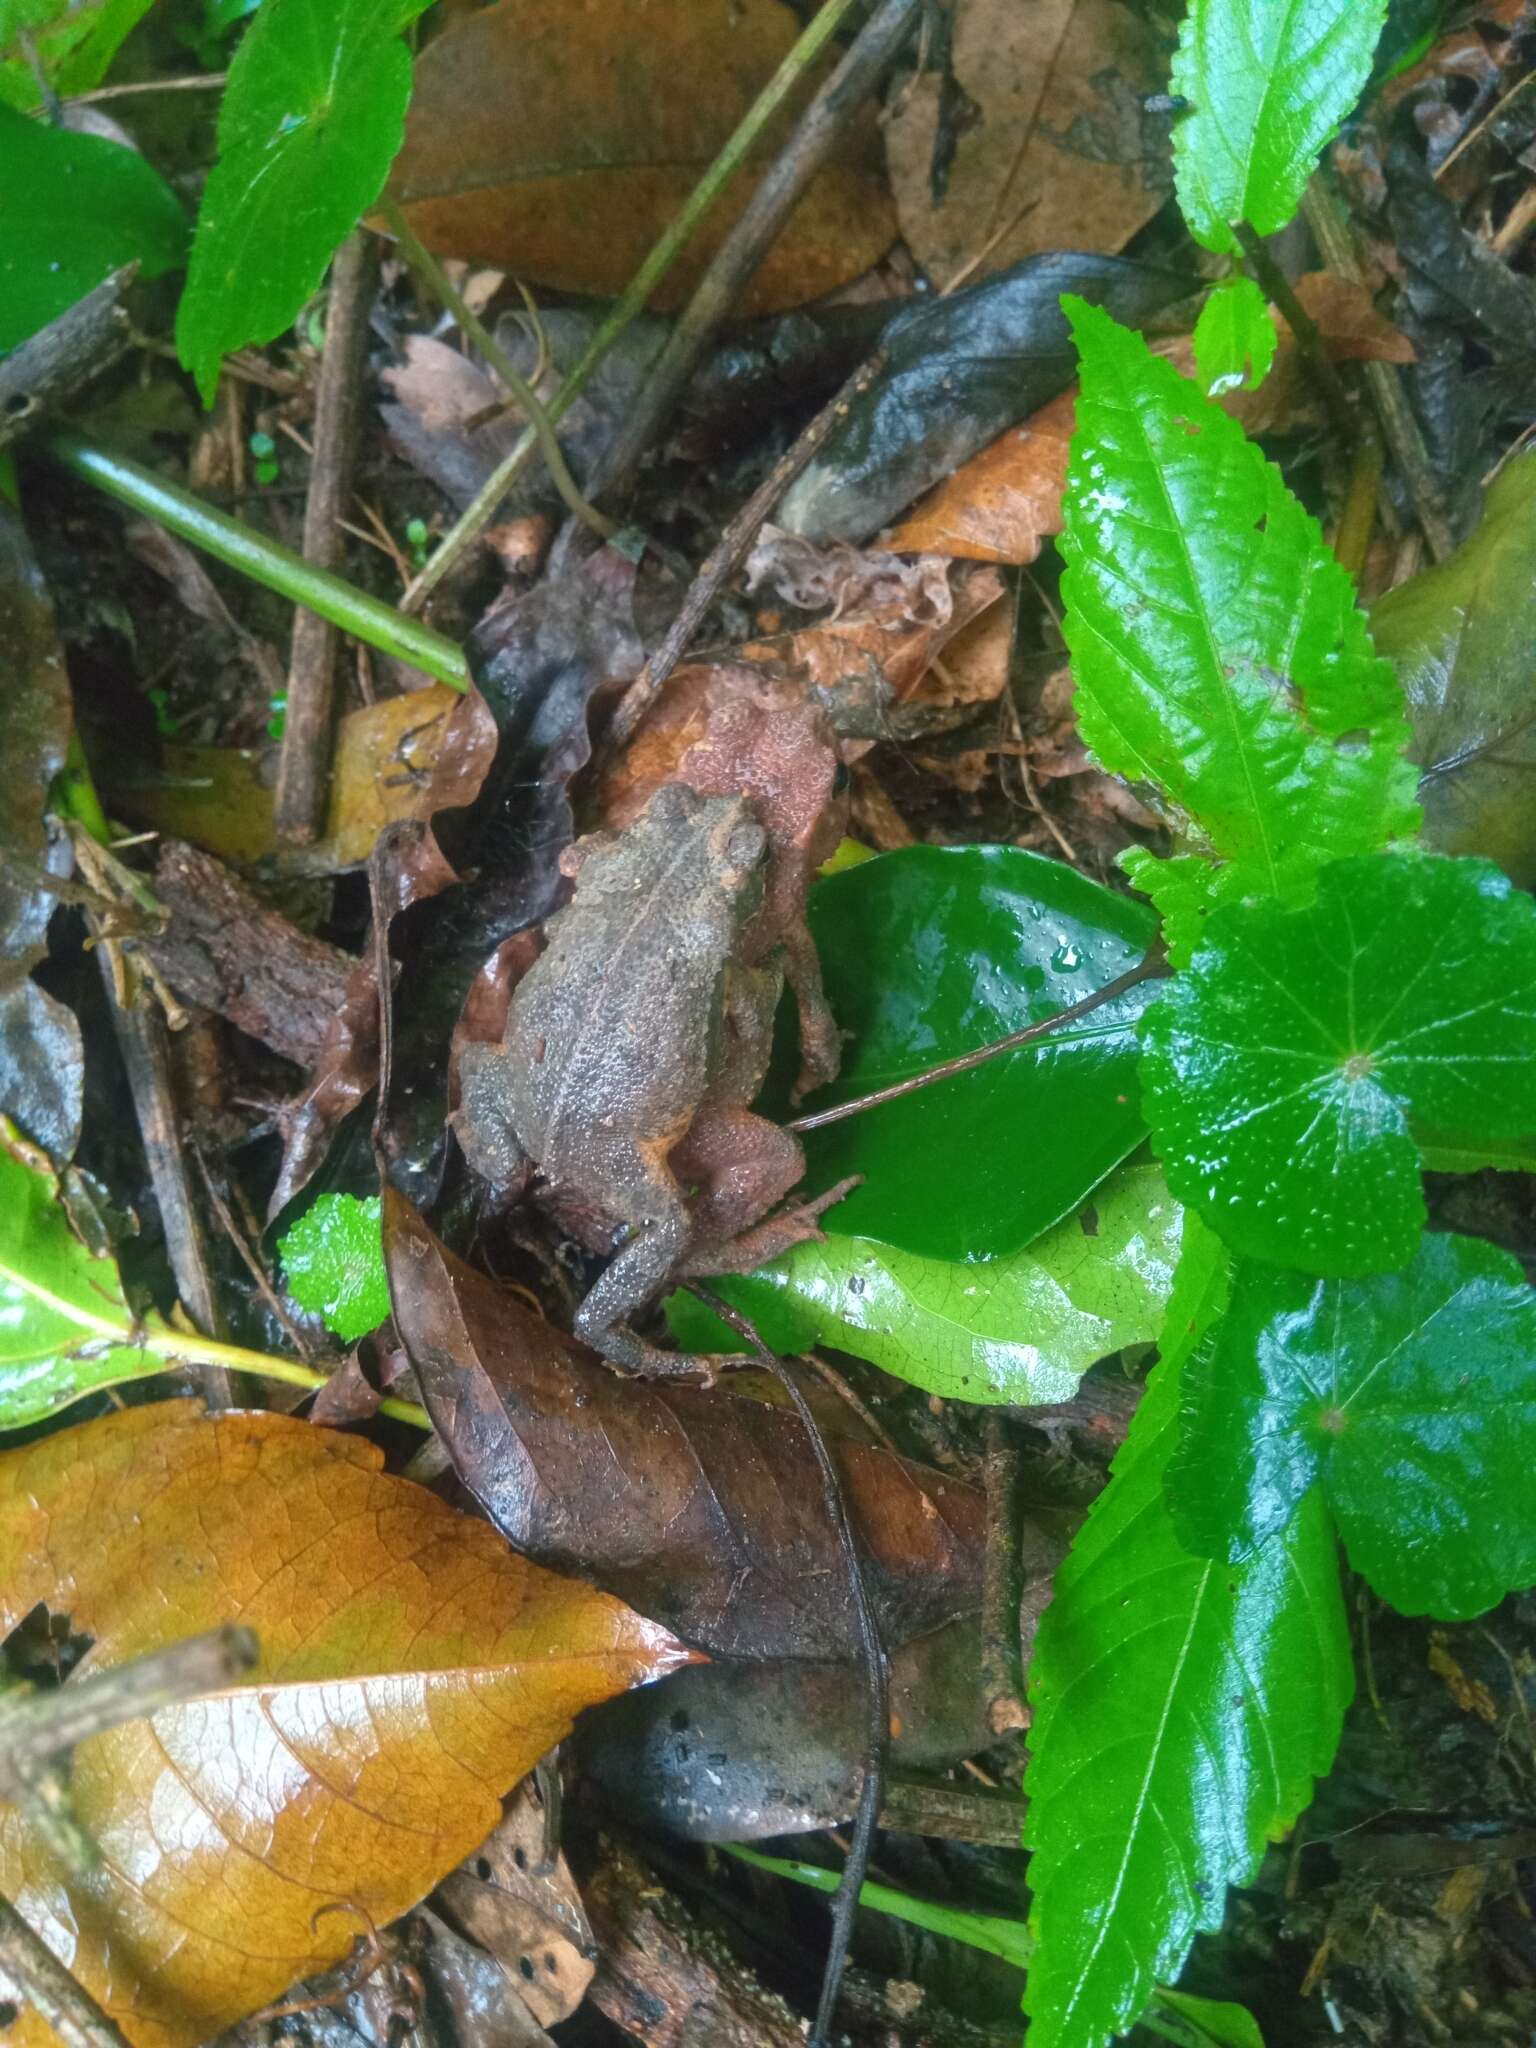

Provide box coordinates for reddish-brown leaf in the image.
[383,1188,984,1662]
[0,1403,690,2048]
[386,0,896,316]
[886,387,1077,565]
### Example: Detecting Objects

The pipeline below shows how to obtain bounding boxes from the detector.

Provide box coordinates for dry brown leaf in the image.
[887,386,1077,564]
[0,1402,690,2048]
[884,0,1170,286]
[387,0,896,316]
[106,684,472,872]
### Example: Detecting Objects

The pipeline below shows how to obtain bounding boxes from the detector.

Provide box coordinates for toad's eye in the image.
[832,761,851,795]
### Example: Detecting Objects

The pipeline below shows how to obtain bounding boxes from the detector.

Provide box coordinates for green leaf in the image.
[669,1162,1183,1406]
[1023,1214,1351,2048]
[1372,450,1536,887]
[1191,275,1276,395]
[1415,1127,1536,1176]
[1154,1988,1267,2048]
[1060,299,1417,966]
[278,1192,390,1342]
[0,1122,174,1426]
[175,0,431,403]
[0,105,187,351]
[0,0,157,110]
[1170,0,1390,255]
[1138,849,1536,1276]
[1167,1234,1536,1621]
[786,844,1158,1261]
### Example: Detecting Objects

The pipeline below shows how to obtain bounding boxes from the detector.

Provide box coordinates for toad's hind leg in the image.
[573,1142,709,1378]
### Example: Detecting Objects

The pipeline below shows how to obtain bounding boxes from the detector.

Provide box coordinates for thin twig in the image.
[61,71,227,105]
[0,1897,130,2048]
[397,0,869,614]
[380,201,615,543]
[0,1628,259,1803]
[787,948,1166,1134]
[591,0,922,502]
[277,231,379,844]
[687,1289,886,2048]
[1300,177,1456,563]
[601,347,886,757]
[980,1414,1027,1736]
[1332,428,1384,584]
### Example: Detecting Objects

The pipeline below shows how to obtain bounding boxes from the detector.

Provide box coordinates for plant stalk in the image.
[41,431,469,689]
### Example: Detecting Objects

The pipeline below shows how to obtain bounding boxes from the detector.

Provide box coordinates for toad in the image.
[455,778,851,1376]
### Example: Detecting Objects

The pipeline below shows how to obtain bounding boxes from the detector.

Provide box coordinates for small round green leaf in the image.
[0,105,187,351]
[788,844,1158,1261]
[1169,1235,1536,1620]
[670,1162,1184,1405]
[176,0,432,403]
[1190,275,1276,395]
[1171,0,1390,255]
[1140,850,1536,1275]
[279,1192,390,1342]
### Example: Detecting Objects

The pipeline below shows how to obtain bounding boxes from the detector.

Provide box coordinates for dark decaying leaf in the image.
[1372,450,1536,885]
[1386,140,1536,357]
[774,254,1193,544]
[272,535,642,1216]
[582,1616,991,1841]
[382,1187,983,1663]
[0,501,82,1163]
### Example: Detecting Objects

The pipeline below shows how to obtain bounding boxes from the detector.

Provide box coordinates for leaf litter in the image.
[10,0,1536,2040]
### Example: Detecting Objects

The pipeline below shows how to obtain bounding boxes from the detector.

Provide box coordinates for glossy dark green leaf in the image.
[1168,1234,1536,1620]
[279,1192,390,1341]
[1372,451,1536,886]
[0,105,186,351]
[1024,1214,1350,2047]
[1139,850,1536,1276]
[1171,0,1389,254]
[1061,300,1418,966]
[669,1162,1183,1405]
[789,845,1158,1261]
[775,255,1191,544]
[1191,275,1276,395]
[176,0,432,402]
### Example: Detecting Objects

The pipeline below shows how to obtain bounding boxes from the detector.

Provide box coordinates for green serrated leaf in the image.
[1023,1213,1349,2048]
[668,1162,1183,1406]
[175,0,431,403]
[785,844,1158,1261]
[1061,299,1417,966]
[1139,849,1536,1276]
[279,1193,390,1342]
[1171,0,1390,255]
[1372,450,1536,887]
[0,105,187,350]
[1168,1234,1536,1620]
[1191,275,1276,395]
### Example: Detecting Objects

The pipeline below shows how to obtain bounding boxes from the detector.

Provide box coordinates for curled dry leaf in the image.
[884,0,1171,286]
[0,1401,691,2048]
[382,1187,984,1663]
[0,502,82,1163]
[387,0,895,316]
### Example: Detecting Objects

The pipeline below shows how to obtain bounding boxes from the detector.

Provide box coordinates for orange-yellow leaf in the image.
[385,0,895,316]
[0,1403,691,2048]
[887,388,1077,564]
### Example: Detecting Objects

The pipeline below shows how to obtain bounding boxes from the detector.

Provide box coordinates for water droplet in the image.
[847,1274,866,1296]
[1051,942,1083,972]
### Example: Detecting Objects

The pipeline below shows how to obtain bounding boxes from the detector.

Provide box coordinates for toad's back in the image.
[503,786,768,1174]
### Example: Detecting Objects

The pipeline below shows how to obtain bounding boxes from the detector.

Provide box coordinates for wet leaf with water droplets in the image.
[1059,299,1417,964]
[0,1401,691,2048]
[1139,850,1536,1276]
[1168,1234,1536,1619]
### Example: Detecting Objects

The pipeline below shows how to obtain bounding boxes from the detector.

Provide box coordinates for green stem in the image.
[380,201,616,543]
[141,1325,431,1431]
[399,0,867,614]
[41,430,469,691]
